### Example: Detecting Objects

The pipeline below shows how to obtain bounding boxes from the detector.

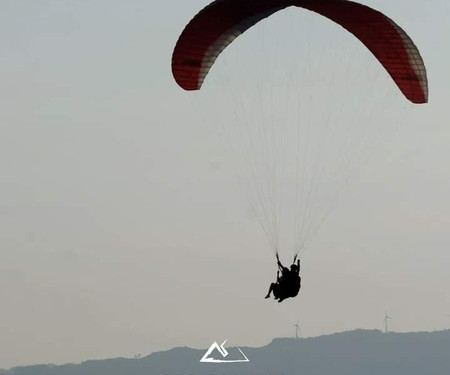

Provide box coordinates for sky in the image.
[0,0,449,370]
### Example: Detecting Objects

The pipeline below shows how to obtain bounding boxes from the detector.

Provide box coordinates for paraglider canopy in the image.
[172,0,428,104]
[171,0,429,259]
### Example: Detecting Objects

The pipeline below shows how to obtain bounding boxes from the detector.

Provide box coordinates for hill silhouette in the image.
[1,329,450,375]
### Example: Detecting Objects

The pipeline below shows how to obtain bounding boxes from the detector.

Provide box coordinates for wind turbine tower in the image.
[293,323,301,339]
[384,311,392,333]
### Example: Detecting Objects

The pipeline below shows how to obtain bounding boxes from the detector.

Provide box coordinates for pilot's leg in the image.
[265,283,277,299]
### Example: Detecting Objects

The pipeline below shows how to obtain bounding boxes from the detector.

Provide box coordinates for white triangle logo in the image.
[200,339,249,363]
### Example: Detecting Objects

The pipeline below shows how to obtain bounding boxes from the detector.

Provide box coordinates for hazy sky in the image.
[0,0,449,369]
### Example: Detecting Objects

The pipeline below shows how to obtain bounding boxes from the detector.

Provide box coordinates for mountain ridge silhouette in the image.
[2,329,450,375]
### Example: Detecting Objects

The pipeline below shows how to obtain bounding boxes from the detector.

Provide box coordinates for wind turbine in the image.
[293,322,301,339]
[384,311,392,333]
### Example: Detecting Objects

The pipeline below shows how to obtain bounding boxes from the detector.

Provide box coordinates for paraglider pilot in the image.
[265,253,301,303]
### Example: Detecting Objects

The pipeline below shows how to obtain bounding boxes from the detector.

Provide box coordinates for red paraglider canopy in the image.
[172,0,428,104]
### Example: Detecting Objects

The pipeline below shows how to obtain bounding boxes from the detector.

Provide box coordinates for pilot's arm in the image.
[276,253,283,269]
